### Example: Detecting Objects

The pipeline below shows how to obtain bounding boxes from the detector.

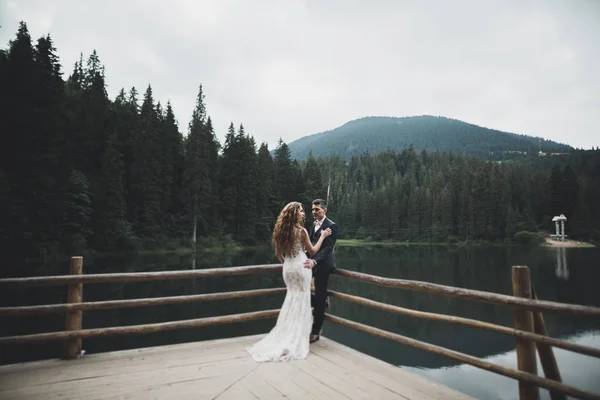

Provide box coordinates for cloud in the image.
[1,0,598,149]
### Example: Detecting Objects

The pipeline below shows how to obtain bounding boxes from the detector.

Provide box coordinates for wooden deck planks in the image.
[0,335,475,399]
[311,338,472,400]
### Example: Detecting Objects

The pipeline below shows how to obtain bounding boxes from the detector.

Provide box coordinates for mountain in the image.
[286,115,572,160]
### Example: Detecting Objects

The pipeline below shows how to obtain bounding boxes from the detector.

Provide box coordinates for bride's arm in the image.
[301,228,331,256]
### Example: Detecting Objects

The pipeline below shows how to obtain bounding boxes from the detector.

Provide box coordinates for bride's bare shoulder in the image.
[299,227,309,236]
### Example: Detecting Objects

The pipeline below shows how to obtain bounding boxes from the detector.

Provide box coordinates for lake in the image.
[1,244,599,400]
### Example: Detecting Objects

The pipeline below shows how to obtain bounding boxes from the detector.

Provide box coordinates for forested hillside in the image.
[315,147,599,243]
[1,23,598,273]
[287,116,572,161]
[0,22,313,268]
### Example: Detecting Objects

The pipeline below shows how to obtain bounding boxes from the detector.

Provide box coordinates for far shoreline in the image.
[337,238,597,248]
[542,237,596,248]
[101,236,598,257]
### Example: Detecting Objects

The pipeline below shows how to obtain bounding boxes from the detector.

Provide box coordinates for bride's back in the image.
[275,227,306,260]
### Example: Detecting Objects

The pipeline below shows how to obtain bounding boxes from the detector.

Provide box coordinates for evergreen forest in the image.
[2,23,599,274]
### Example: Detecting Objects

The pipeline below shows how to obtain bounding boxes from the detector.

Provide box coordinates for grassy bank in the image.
[336,239,451,247]
[121,234,598,256]
[137,247,194,255]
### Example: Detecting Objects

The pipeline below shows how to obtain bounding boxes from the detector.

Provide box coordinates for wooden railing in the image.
[328,267,600,400]
[0,258,283,350]
[1,257,599,400]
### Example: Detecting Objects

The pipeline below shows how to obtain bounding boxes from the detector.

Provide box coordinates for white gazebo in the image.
[551,214,568,241]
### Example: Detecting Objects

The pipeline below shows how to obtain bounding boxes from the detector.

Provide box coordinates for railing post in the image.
[531,285,566,400]
[64,256,83,359]
[512,265,539,400]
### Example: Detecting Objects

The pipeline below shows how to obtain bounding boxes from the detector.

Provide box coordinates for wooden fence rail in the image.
[325,314,600,400]
[0,288,287,317]
[0,264,283,286]
[327,290,600,359]
[0,310,280,345]
[331,268,600,317]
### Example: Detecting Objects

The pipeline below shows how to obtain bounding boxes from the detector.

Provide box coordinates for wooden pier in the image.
[1,258,600,400]
[0,335,474,399]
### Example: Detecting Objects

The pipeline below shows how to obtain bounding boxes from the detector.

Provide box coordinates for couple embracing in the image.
[247,199,338,362]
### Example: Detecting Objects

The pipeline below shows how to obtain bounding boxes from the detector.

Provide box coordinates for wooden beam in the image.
[64,256,83,360]
[0,264,282,286]
[0,288,287,316]
[331,268,600,317]
[327,290,600,359]
[531,285,566,400]
[0,310,279,344]
[512,266,539,400]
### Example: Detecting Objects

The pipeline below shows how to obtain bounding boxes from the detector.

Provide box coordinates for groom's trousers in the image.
[311,263,332,335]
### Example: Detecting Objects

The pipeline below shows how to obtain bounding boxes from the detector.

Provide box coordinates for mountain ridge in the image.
[285,115,572,160]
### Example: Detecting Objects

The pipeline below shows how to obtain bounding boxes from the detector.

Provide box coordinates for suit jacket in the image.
[309,217,338,270]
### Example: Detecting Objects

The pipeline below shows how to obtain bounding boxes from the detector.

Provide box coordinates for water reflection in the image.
[191,250,196,289]
[401,330,600,400]
[554,247,569,280]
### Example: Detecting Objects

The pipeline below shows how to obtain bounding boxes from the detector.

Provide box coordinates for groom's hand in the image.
[304,259,317,269]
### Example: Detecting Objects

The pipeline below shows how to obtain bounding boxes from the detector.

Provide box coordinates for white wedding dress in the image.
[247,236,313,362]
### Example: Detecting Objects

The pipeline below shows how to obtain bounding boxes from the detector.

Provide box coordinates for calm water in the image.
[1,245,599,399]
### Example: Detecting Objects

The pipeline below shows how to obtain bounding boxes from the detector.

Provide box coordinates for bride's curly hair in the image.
[273,201,305,257]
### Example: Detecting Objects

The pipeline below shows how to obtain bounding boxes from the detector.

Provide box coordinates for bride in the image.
[247,201,331,362]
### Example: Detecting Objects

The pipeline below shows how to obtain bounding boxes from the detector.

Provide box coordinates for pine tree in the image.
[437,185,452,241]
[273,139,297,208]
[256,142,276,240]
[62,170,93,255]
[303,152,323,208]
[78,50,109,178]
[489,164,508,240]
[205,117,221,230]
[94,131,127,251]
[2,22,37,256]
[470,165,489,239]
[132,85,162,237]
[3,24,69,258]
[31,34,70,252]
[183,85,219,245]
[561,165,579,221]
[548,165,564,217]
[291,160,306,208]
[235,126,259,243]
[162,102,184,216]
[64,54,85,179]
[505,204,518,239]
[219,123,239,236]
[111,88,136,221]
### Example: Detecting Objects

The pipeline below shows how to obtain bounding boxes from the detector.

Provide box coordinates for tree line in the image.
[1,22,598,270]
[320,147,599,243]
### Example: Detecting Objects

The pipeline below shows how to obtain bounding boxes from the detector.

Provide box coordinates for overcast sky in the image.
[1,0,598,149]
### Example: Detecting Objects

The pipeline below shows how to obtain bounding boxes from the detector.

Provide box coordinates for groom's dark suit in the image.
[309,217,338,336]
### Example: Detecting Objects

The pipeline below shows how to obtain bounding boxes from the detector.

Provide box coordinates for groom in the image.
[304,198,338,343]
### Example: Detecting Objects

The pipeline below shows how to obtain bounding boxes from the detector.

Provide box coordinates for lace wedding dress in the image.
[247,236,313,362]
